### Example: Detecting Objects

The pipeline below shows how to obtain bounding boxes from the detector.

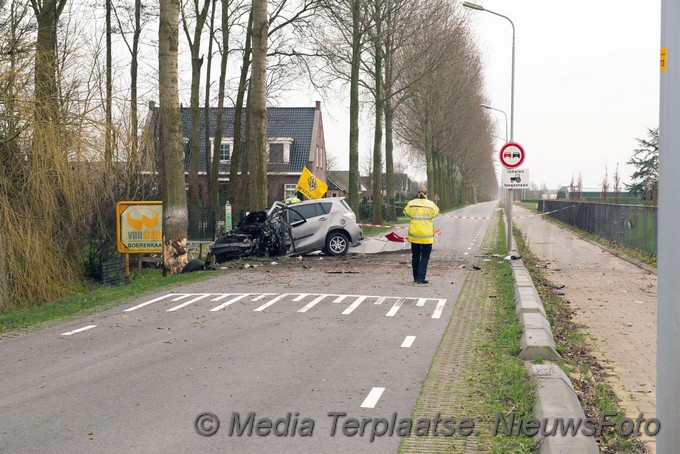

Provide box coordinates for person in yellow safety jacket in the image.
[404,188,440,284]
[285,191,302,205]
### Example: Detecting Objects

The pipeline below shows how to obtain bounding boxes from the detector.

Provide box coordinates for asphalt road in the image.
[0,201,497,454]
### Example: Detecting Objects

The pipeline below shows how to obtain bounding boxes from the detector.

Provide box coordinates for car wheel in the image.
[325,232,349,256]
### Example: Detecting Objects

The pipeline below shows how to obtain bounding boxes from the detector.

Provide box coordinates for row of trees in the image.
[0,0,497,311]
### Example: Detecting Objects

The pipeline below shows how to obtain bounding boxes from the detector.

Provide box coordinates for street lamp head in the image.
[463,2,485,11]
[481,104,491,109]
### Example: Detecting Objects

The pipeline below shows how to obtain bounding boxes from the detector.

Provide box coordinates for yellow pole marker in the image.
[661,48,668,71]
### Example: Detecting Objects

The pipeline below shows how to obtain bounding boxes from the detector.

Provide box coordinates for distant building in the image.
[146,101,328,206]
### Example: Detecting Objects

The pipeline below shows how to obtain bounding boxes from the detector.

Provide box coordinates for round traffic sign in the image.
[499,142,526,169]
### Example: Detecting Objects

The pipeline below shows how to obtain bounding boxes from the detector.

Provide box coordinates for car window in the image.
[320,202,332,215]
[288,203,323,223]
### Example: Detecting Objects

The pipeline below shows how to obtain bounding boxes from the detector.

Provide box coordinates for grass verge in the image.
[475,212,536,453]
[514,227,650,453]
[0,268,224,336]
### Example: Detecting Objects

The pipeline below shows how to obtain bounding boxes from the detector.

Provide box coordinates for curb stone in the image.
[529,365,599,454]
[505,212,597,452]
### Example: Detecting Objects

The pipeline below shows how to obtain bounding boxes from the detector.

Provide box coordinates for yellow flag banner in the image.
[296,166,328,200]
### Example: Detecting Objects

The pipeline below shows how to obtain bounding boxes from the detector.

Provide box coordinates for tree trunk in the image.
[183,0,210,238]
[347,0,361,212]
[105,0,113,174]
[247,0,268,210]
[229,10,252,221]
[159,0,188,275]
[204,0,217,212]
[129,0,141,177]
[371,22,383,225]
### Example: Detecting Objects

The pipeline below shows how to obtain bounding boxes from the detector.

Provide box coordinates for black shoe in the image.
[415,280,429,284]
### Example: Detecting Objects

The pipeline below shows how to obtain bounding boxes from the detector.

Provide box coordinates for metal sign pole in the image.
[658,1,679,450]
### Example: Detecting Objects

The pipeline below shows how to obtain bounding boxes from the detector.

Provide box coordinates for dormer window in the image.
[220,143,230,161]
[267,137,293,163]
[268,143,284,162]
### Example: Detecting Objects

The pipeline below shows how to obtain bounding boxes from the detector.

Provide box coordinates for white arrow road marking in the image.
[361,387,385,408]
[210,294,251,311]
[61,325,97,336]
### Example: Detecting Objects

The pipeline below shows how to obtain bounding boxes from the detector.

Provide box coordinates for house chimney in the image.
[148,100,156,111]
[315,100,321,111]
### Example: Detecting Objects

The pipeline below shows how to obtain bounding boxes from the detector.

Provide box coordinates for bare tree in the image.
[613,162,621,204]
[245,0,268,210]
[159,0,189,275]
[181,0,211,232]
[601,165,609,202]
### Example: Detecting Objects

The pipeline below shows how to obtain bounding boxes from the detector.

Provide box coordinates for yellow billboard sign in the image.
[116,201,163,253]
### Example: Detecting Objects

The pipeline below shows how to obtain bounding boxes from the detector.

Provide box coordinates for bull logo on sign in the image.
[308,175,317,191]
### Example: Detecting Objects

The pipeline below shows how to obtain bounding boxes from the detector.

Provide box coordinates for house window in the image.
[269,143,284,162]
[284,184,297,200]
[220,143,230,161]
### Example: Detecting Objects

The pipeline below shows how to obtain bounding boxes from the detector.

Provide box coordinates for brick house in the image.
[149,101,328,207]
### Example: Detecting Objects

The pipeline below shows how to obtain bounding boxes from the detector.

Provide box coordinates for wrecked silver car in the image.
[206,198,362,264]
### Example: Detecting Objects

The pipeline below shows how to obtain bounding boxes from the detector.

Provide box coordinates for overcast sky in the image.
[286,1,661,190]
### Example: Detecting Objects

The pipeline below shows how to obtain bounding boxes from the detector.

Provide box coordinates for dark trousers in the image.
[411,243,432,282]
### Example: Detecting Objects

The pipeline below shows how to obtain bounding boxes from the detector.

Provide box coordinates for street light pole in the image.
[464,2,516,254]
[481,104,508,143]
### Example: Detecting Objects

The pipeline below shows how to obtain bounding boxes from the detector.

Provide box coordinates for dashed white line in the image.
[432,299,447,319]
[167,294,211,312]
[124,294,174,312]
[298,294,328,313]
[401,336,416,348]
[254,294,290,312]
[361,387,385,408]
[252,293,276,301]
[61,325,97,336]
[386,298,406,317]
[342,296,368,315]
[210,294,251,311]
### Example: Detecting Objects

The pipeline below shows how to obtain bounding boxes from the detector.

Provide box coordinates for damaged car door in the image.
[287,202,329,254]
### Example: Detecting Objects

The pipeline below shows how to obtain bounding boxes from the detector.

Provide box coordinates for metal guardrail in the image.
[538,200,657,256]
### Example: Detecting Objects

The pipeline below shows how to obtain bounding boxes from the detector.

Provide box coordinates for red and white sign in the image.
[499,142,526,169]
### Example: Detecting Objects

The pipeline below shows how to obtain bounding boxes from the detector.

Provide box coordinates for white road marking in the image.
[254,294,290,312]
[124,294,174,312]
[61,325,97,336]
[210,294,251,311]
[211,294,237,301]
[298,294,328,312]
[167,294,211,312]
[252,293,275,301]
[126,292,447,319]
[342,296,368,315]
[386,298,407,317]
[361,387,385,408]
[401,336,416,348]
[432,299,447,319]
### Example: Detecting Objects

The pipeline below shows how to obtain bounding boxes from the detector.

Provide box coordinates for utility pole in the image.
[658,1,679,451]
